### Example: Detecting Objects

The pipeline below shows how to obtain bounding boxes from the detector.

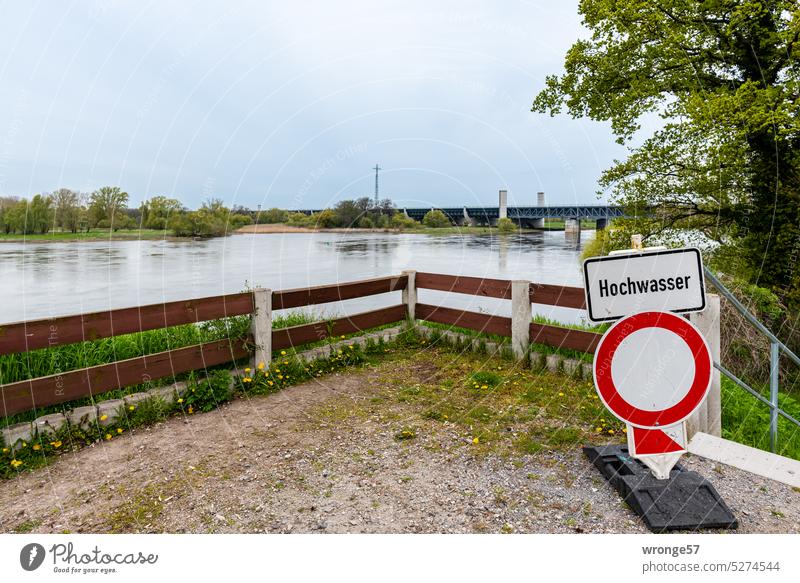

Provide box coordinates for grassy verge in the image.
[0,229,174,242]
[0,311,316,425]
[721,376,800,460]
[0,331,412,479]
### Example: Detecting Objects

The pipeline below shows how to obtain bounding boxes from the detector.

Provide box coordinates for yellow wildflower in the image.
[128,405,135,411]
[1,447,8,453]
[558,392,564,397]
[257,362,265,370]
[595,427,602,432]
[268,381,274,386]
[177,398,184,404]
[275,368,280,373]
[188,406,194,414]
[10,459,23,468]
[278,375,284,380]
[100,415,108,421]
[117,428,123,434]
[244,367,251,373]
[50,441,62,448]
[243,377,252,383]
[480,385,488,389]
[608,429,615,435]
[472,437,479,444]
[105,434,112,440]
[32,444,41,451]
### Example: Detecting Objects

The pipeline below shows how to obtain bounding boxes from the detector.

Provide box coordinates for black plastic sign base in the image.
[584,445,738,532]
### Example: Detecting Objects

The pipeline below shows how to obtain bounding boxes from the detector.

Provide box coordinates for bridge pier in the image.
[565,217,581,235]
[596,218,607,231]
[532,218,545,229]
[462,207,475,226]
[498,190,507,220]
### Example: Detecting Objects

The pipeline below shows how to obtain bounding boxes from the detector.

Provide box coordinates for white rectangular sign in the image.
[583,247,706,322]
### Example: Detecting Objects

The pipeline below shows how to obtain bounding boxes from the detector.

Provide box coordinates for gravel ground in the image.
[1,355,798,534]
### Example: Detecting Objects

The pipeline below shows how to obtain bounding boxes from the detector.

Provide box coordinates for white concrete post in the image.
[250,288,272,368]
[511,280,531,361]
[498,190,508,220]
[402,270,417,324]
[688,294,721,438]
[537,191,545,207]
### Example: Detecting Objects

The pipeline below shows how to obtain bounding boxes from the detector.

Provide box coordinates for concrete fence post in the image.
[402,270,417,325]
[511,280,531,361]
[687,294,721,438]
[251,288,272,368]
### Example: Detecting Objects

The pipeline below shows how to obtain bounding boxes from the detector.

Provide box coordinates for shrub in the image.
[391,213,418,230]
[422,209,450,228]
[497,217,516,233]
[357,216,374,229]
[181,370,232,413]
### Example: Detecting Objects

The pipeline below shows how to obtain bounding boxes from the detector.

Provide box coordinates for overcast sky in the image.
[0,0,628,209]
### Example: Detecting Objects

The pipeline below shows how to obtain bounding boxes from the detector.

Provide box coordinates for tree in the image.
[391,213,419,230]
[143,196,183,230]
[532,1,800,303]
[260,208,288,224]
[89,186,129,228]
[422,209,451,228]
[497,217,516,233]
[51,188,82,233]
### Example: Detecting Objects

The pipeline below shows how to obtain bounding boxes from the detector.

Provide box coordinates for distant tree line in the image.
[257,197,457,230]
[0,187,252,238]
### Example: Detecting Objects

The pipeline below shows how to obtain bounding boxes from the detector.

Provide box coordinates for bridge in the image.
[294,190,627,231]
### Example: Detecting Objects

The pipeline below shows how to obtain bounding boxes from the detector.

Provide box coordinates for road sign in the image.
[593,311,712,478]
[583,247,706,322]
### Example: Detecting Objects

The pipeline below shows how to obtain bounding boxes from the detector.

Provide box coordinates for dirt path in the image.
[1,351,798,534]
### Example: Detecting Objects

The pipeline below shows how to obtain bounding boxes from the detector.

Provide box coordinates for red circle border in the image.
[593,311,712,428]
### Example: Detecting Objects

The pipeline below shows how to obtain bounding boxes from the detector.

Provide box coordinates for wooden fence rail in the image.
[1,271,596,418]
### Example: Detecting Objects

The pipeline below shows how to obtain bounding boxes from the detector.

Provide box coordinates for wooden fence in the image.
[0,270,597,417]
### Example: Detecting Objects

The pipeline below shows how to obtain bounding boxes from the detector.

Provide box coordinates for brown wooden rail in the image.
[0,339,249,417]
[0,292,254,355]
[272,305,406,350]
[273,275,407,310]
[0,271,596,418]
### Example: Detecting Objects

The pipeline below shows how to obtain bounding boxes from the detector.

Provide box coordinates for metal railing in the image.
[704,268,800,452]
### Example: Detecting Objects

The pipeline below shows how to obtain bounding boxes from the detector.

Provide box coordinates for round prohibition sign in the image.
[593,311,712,429]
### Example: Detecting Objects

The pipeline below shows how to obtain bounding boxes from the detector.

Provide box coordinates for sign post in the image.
[592,311,712,478]
[584,246,710,479]
[581,243,737,531]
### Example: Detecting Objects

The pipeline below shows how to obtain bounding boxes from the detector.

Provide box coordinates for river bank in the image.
[0,229,180,243]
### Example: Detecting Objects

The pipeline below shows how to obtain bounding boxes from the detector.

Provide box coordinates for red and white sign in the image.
[593,311,712,470]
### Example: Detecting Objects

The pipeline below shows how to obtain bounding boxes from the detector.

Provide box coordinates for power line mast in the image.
[373,164,381,207]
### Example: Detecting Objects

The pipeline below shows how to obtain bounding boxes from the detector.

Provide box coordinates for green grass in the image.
[0,229,173,242]
[0,310,316,425]
[721,375,800,460]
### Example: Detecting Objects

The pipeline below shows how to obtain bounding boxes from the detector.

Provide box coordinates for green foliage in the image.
[467,371,503,389]
[141,196,183,230]
[390,213,419,230]
[89,186,129,229]
[259,207,288,223]
[181,370,232,413]
[422,209,451,228]
[721,376,800,461]
[168,198,251,237]
[496,217,516,233]
[533,1,800,305]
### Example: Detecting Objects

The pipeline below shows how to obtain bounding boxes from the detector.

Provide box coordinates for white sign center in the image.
[610,327,697,412]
